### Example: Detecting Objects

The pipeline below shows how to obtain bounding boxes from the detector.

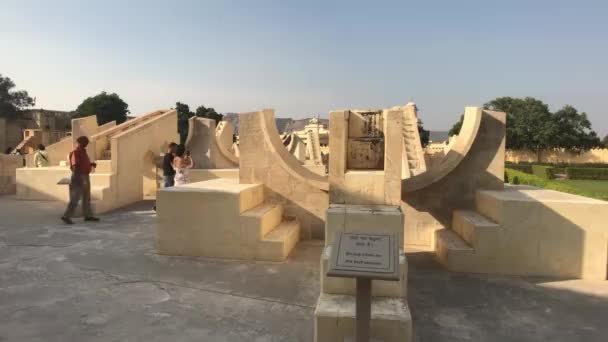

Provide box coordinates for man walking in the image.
[61,136,99,224]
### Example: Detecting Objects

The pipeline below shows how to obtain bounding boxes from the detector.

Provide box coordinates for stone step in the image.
[314,293,412,342]
[321,246,407,298]
[89,173,113,188]
[93,160,112,173]
[256,219,300,261]
[240,203,284,240]
[90,186,109,201]
[435,228,493,274]
[452,210,501,254]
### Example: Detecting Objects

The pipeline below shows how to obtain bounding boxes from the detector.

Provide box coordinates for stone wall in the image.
[0,154,24,194]
[506,148,608,164]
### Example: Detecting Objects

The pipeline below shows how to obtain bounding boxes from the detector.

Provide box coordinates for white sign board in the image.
[327,232,399,281]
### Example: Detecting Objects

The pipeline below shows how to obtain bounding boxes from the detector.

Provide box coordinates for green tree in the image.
[603,135,608,148]
[176,102,194,144]
[552,105,601,152]
[484,96,556,154]
[0,74,35,118]
[417,120,430,147]
[75,92,129,125]
[448,114,464,136]
[195,105,223,124]
[448,97,602,160]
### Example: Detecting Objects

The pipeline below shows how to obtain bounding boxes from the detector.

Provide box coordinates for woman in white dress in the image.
[172,145,194,186]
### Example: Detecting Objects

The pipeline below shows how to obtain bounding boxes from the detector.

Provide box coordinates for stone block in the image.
[314,294,412,342]
[325,204,404,247]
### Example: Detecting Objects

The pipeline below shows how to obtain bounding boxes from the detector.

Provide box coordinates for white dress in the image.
[173,157,193,186]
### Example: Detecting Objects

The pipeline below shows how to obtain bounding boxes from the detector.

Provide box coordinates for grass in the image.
[558,179,608,196]
[505,168,608,201]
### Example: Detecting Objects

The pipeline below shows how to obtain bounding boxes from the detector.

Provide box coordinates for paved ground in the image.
[1,195,607,342]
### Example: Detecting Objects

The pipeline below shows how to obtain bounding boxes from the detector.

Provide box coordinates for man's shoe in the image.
[61,217,74,225]
[84,217,100,222]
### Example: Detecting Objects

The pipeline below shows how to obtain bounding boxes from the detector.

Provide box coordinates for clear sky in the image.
[1,0,607,134]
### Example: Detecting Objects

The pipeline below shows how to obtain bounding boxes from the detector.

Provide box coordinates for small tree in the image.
[417,120,430,147]
[195,105,223,124]
[176,102,194,144]
[0,74,35,118]
[448,114,464,136]
[484,96,556,162]
[75,92,129,125]
[552,105,601,152]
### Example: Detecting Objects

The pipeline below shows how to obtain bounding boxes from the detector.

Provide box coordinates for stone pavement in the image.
[0,196,607,341]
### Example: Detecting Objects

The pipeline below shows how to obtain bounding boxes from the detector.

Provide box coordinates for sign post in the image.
[327,232,399,342]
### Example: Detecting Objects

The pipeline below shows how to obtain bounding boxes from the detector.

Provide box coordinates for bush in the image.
[504,171,509,183]
[565,167,608,180]
[532,165,555,179]
[505,163,533,174]
[505,168,608,200]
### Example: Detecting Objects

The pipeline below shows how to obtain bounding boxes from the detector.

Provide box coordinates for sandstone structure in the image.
[315,108,412,342]
[0,109,72,154]
[0,154,23,194]
[185,117,238,169]
[16,110,179,213]
[156,109,325,260]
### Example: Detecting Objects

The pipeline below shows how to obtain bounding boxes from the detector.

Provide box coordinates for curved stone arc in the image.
[215,121,239,165]
[183,116,199,150]
[259,109,329,191]
[402,106,483,193]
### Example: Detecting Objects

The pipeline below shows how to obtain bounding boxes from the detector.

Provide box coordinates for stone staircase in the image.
[156,178,300,261]
[401,109,427,178]
[435,187,608,279]
[435,209,502,273]
[240,201,301,261]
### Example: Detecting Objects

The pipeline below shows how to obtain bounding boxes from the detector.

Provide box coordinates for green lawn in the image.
[554,179,608,200]
[558,179,608,193]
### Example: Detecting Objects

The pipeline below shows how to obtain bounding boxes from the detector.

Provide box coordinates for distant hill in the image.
[429,131,449,143]
[223,113,328,135]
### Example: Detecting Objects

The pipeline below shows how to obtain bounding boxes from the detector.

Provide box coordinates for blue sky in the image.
[1,0,607,134]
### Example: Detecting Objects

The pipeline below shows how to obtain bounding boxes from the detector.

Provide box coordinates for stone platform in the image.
[1,196,607,341]
[156,178,300,261]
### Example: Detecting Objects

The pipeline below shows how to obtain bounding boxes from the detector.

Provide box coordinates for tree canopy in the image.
[176,102,194,144]
[417,120,430,147]
[176,102,224,144]
[552,105,600,152]
[0,74,35,118]
[195,105,223,124]
[74,92,129,125]
[448,96,601,153]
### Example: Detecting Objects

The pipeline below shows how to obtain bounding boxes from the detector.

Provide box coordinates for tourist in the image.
[34,144,50,167]
[172,145,194,186]
[61,136,99,224]
[162,142,178,187]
